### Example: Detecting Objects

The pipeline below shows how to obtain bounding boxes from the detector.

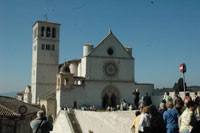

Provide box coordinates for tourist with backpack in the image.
[30,110,53,133]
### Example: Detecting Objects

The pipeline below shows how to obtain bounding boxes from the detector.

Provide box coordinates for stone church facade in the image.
[23,21,154,118]
[56,29,154,113]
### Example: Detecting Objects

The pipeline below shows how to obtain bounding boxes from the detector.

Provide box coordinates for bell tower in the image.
[31,21,60,103]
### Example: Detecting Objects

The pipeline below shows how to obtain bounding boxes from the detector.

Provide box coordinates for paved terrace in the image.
[52,110,137,133]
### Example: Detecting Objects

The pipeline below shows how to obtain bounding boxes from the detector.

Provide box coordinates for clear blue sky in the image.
[0,0,200,94]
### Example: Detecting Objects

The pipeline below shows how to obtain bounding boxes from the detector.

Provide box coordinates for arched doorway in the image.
[102,93,109,108]
[101,86,120,108]
[73,101,77,109]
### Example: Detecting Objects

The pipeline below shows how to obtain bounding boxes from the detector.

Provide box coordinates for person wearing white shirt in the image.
[138,106,151,133]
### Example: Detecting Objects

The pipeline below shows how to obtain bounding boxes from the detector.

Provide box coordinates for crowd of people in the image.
[29,89,200,133]
[132,90,200,133]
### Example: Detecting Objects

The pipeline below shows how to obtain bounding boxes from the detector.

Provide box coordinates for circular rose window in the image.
[104,62,118,77]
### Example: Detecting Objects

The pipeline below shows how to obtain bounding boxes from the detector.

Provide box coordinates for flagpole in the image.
[180,63,186,96]
[183,72,186,96]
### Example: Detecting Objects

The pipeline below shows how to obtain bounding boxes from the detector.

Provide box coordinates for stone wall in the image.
[56,80,154,110]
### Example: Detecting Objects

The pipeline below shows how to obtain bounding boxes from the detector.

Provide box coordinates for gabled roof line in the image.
[87,32,112,56]
[87,31,134,59]
[0,96,41,115]
[108,32,134,59]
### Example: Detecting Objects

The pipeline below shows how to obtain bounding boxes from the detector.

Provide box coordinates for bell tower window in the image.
[52,28,56,38]
[41,27,45,37]
[41,44,45,50]
[46,27,51,37]
[46,44,51,50]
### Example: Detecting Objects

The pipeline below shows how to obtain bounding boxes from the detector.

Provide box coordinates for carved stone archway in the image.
[101,85,120,108]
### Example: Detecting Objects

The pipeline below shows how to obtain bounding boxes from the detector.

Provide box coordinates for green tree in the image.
[172,78,187,92]
[173,83,179,91]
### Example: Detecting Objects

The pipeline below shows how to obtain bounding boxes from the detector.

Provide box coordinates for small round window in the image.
[107,48,113,55]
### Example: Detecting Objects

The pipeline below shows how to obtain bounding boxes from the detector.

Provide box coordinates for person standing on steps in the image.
[133,88,140,109]
[143,92,152,107]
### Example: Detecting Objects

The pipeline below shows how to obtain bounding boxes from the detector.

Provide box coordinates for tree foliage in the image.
[173,78,187,92]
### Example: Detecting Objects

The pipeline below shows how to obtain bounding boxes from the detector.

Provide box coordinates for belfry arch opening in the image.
[41,27,45,37]
[52,28,56,38]
[46,27,51,37]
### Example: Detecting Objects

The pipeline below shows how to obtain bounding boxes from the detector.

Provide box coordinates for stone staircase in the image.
[66,112,82,133]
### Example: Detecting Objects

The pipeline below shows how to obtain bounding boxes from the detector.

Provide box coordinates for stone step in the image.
[68,112,82,133]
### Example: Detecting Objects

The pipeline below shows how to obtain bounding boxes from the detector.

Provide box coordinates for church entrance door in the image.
[101,86,120,109]
[102,94,109,108]
[73,101,77,109]
[111,94,117,107]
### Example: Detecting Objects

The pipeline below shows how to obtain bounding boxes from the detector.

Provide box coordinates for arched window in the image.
[46,44,51,50]
[52,28,56,38]
[41,44,45,50]
[41,27,45,37]
[46,27,51,37]
[64,78,69,86]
